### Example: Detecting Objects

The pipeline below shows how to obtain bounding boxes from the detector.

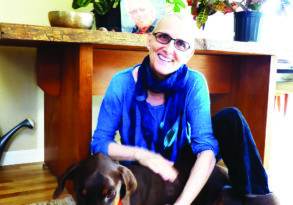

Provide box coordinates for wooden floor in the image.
[0,162,70,205]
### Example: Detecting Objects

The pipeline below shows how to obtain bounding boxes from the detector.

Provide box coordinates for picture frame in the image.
[120,0,166,33]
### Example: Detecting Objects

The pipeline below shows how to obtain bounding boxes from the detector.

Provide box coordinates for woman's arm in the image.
[173,72,218,204]
[108,142,178,181]
[108,142,138,161]
[174,149,216,205]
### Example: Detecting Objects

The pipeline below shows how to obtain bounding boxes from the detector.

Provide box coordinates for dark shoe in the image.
[244,193,279,205]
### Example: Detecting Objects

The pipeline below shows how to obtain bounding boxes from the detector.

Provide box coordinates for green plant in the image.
[196,0,265,29]
[72,0,187,15]
[72,0,119,15]
[166,0,187,12]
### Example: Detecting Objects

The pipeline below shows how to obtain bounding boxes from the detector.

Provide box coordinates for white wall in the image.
[198,12,234,41]
[0,0,76,165]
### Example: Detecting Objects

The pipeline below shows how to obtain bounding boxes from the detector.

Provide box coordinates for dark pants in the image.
[212,107,270,195]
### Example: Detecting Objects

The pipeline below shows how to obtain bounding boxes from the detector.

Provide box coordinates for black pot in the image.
[94,5,121,31]
[234,11,262,42]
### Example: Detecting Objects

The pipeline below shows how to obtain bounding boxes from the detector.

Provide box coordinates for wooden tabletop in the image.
[0,22,274,55]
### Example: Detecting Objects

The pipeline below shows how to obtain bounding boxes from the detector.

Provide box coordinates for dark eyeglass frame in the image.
[152,32,191,52]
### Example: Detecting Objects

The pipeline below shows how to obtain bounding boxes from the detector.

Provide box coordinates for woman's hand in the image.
[134,148,178,182]
[173,203,189,205]
[108,143,178,181]
[173,150,216,205]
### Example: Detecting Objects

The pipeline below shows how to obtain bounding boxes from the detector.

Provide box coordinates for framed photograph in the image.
[120,0,166,33]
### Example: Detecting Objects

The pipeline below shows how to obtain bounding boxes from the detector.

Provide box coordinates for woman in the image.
[91,14,275,204]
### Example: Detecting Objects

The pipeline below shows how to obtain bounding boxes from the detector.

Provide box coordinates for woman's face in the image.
[147,16,195,79]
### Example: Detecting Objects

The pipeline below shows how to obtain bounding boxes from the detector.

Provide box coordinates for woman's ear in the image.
[186,46,196,62]
[146,33,152,50]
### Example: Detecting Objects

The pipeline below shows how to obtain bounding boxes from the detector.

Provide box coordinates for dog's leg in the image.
[53,164,79,198]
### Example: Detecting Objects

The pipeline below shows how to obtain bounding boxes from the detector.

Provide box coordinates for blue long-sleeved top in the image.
[91,66,219,162]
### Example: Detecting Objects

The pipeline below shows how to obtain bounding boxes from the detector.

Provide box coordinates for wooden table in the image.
[0,23,276,177]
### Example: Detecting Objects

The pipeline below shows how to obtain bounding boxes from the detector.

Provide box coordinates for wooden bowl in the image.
[48,11,94,29]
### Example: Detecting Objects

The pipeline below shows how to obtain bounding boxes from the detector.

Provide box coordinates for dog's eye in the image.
[105,189,116,199]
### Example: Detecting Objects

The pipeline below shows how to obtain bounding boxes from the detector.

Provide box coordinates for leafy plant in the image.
[72,0,119,15]
[196,0,265,29]
[166,0,187,12]
[73,0,187,15]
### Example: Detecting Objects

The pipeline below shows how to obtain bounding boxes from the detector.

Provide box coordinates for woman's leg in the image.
[212,107,270,196]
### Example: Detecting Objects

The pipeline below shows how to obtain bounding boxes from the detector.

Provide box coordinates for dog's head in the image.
[53,153,137,205]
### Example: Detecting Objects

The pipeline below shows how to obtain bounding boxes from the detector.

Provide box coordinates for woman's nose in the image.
[164,40,176,53]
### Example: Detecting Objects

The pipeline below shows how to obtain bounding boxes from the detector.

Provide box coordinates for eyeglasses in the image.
[152,32,191,52]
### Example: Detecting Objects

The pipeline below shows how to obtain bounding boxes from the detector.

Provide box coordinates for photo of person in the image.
[120,0,166,33]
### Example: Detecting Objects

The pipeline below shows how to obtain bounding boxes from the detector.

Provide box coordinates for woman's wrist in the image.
[133,147,140,161]
[108,143,149,161]
[174,196,192,205]
[133,147,146,161]
[133,147,154,162]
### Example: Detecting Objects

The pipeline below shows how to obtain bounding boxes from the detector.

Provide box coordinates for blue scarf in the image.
[134,56,190,160]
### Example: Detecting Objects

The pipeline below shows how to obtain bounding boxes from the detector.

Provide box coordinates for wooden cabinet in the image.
[0,23,276,177]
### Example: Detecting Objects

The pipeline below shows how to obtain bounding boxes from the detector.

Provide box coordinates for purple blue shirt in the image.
[91,66,219,162]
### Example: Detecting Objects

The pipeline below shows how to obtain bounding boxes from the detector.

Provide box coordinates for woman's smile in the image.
[158,53,173,63]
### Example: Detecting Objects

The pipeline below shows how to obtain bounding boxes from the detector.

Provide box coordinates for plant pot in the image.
[94,5,121,31]
[234,11,262,42]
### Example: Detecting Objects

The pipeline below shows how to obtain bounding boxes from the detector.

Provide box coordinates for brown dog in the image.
[54,148,278,205]
[53,152,278,205]
[53,152,231,205]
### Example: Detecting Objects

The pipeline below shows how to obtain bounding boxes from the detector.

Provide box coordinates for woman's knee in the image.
[212,107,248,143]
[213,107,244,126]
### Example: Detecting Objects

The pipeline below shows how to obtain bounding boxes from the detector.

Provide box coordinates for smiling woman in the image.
[90,13,219,205]
[90,12,278,205]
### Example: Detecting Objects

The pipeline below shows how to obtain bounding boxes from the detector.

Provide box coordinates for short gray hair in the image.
[153,13,197,40]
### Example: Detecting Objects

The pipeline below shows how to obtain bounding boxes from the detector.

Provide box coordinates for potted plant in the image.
[72,0,121,31]
[195,0,265,41]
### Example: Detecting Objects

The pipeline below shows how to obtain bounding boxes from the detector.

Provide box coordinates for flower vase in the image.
[234,11,262,42]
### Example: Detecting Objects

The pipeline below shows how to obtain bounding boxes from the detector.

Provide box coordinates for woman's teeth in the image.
[158,54,172,62]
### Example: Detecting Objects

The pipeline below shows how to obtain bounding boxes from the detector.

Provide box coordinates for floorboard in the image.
[0,162,70,205]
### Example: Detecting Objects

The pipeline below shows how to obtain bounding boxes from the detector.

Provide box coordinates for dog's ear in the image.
[118,165,137,198]
[53,163,79,198]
